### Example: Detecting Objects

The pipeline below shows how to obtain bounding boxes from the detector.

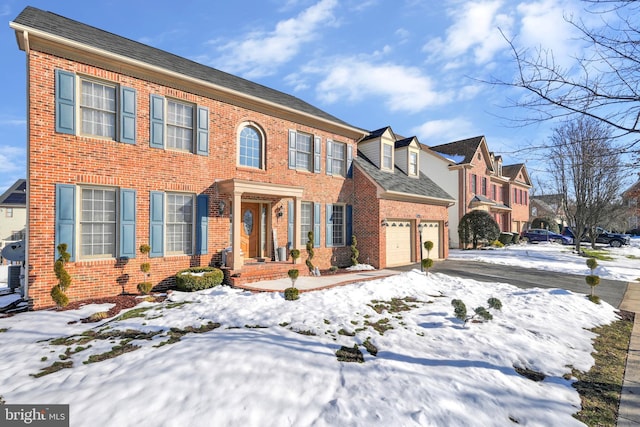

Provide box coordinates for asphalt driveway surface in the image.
[390,259,628,309]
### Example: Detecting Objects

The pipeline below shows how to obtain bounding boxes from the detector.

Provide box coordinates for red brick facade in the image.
[25,52,361,308]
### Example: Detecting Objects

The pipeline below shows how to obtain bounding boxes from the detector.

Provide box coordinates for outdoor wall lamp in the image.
[218,200,226,216]
[275,204,284,218]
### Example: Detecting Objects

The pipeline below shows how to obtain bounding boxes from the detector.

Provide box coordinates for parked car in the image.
[561,226,630,247]
[521,229,573,244]
[625,228,640,237]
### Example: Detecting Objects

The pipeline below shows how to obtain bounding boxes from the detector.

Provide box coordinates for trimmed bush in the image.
[137,282,153,295]
[421,258,434,271]
[51,243,72,307]
[487,297,503,310]
[498,232,513,245]
[305,231,315,273]
[451,299,467,322]
[511,233,520,244]
[175,267,223,292]
[290,249,300,264]
[284,287,299,301]
[351,235,360,266]
[288,269,299,286]
[458,210,500,249]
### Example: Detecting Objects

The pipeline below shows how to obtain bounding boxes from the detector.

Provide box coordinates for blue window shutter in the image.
[150,95,165,149]
[149,191,165,258]
[346,204,353,247]
[55,69,75,135]
[196,106,209,156]
[313,203,321,247]
[287,201,294,248]
[120,87,137,144]
[326,140,333,176]
[119,189,137,258]
[55,184,76,262]
[314,136,321,173]
[325,204,333,247]
[196,194,209,255]
[288,130,296,169]
[347,145,354,178]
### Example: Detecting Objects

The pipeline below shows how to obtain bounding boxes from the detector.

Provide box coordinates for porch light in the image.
[218,200,226,215]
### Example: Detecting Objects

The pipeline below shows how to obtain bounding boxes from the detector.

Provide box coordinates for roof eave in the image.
[11,22,367,139]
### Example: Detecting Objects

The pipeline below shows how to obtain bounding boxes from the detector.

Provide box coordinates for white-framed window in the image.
[470,174,477,194]
[409,151,418,176]
[80,78,116,139]
[300,202,313,245]
[166,100,194,152]
[238,125,263,169]
[5,208,13,218]
[330,204,345,246]
[80,186,117,258]
[166,193,194,255]
[294,132,313,171]
[330,141,346,176]
[382,144,393,170]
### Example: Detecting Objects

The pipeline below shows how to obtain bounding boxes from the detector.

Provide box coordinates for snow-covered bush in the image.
[175,267,223,292]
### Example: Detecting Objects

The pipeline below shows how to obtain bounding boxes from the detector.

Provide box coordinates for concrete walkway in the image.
[618,281,640,427]
[236,266,640,426]
[234,268,401,292]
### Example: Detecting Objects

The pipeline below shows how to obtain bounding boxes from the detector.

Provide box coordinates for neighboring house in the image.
[0,179,27,263]
[353,127,455,268]
[622,177,640,231]
[10,7,451,309]
[529,194,567,230]
[427,136,532,247]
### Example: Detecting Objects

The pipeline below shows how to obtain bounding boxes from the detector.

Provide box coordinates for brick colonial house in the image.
[426,136,532,247]
[10,7,453,309]
[622,177,640,232]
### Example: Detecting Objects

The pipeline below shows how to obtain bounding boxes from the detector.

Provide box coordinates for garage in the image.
[385,220,412,266]
[420,222,441,260]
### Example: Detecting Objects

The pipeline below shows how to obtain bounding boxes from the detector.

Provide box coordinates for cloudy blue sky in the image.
[0,0,613,193]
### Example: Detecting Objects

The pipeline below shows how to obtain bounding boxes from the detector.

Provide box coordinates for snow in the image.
[0,241,636,426]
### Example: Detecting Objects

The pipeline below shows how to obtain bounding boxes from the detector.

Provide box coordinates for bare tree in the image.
[496,0,640,157]
[549,117,623,251]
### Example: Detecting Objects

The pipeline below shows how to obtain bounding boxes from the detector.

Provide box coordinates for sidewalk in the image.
[618,281,640,427]
[234,268,401,292]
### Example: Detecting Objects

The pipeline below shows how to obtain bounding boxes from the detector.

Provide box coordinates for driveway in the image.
[390,259,629,309]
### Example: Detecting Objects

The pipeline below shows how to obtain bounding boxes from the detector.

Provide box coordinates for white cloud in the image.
[0,4,10,17]
[210,0,338,78]
[515,0,584,69]
[424,1,513,66]
[411,118,476,143]
[0,118,26,126]
[312,57,452,113]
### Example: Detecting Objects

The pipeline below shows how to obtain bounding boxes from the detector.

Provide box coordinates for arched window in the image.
[239,125,262,168]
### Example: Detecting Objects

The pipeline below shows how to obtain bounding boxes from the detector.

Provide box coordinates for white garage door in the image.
[420,222,441,260]
[386,220,412,266]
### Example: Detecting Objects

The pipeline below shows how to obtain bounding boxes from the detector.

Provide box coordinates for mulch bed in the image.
[61,294,166,322]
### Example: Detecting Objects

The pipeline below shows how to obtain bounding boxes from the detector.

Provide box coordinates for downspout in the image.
[22,30,30,306]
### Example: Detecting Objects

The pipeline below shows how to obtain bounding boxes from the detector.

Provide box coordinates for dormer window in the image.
[382,143,393,170]
[409,151,418,176]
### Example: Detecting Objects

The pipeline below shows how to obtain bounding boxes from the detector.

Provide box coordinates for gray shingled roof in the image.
[12,6,360,130]
[354,154,454,202]
[0,179,26,206]
[429,136,484,165]
[502,164,524,180]
[359,126,392,143]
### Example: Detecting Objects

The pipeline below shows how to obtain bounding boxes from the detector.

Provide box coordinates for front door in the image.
[241,203,260,258]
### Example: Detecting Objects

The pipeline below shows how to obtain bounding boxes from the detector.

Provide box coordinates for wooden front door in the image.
[241,203,260,258]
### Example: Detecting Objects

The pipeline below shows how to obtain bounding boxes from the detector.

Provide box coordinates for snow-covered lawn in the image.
[0,241,635,426]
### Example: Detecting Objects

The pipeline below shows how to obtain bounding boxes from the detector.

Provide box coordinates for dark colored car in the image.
[521,228,573,244]
[625,228,640,237]
[562,226,630,247]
